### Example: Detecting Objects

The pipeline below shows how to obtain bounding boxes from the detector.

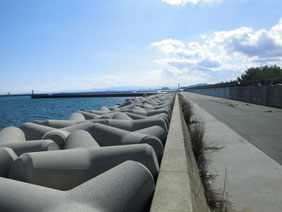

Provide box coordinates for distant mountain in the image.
[31,85,177,94]
[181,83,208,89]
[160,87,170,90]
[90,86,177,92]
[93,86,159,92]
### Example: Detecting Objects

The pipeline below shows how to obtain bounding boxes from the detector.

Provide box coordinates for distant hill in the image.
[96,86,159,92]
[90,86,177,92]
[181,83,208,89]
[28,85,177,95]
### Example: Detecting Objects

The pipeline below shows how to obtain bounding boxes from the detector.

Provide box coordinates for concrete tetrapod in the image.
[20,122,94,148]
[0,127,26,142]
[9,144,159,190]
[20,122,56,140]
[89,123,163,159]
[77,110,100,120]
[0,147,17,177]
[62,121,94,132]
[78,111,134,121]
[148,113,170,126]
[100,112,133,120]
[33,120,79,129]
[41,122,95,149]
[120,108,171,117]
[117,101,135,109]
[124,112,170,126]
[63,130,100,149]
[98,118,168,132]
[124,112,148,119]
[85,110,109,115]
[69,112,86,121]
[134,125,167,144]
[154,104,172,110]
[142,103,155,109]
[130,106,147,113]
[0,140,59,156]
[107,105,119,111]
[42,129,70,149]
[99,105,111,112]
[2,161,155,212]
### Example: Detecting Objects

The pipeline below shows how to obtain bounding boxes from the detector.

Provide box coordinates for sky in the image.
[1,0,282,94]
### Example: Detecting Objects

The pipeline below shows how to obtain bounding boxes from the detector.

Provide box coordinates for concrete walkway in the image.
[184,92,282,165]
[184,92,282,212]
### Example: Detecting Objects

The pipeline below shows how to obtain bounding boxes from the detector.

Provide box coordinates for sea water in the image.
[0,96,129,130]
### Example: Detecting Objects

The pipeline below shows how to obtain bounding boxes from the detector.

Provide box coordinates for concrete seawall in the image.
[151,94,209,212]
[188,85,282,108]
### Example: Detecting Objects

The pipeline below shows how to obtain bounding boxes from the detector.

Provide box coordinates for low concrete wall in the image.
[188,87,230,99]
[150,94,209,212]
[188,85,282,108]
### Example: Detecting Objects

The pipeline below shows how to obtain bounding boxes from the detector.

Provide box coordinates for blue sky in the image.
[1,0,282,94]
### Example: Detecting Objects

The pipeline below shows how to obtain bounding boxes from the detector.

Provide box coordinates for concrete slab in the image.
[184,92,282,212]
[184,92,282,165]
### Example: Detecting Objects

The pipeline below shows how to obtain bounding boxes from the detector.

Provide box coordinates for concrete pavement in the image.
[184,92,282,165]
[184,92,282,212]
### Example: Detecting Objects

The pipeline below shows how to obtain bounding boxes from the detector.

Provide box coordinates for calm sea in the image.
[0,96,129,130]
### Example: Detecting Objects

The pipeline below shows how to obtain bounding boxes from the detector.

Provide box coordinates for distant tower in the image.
[32,90,34,95]
[178,83,180,89]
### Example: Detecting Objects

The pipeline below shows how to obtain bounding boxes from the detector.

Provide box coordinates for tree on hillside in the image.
[237,65,282,85]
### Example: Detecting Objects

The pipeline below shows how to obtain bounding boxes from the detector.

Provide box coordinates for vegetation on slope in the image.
[238,65,282,85]
[179,94,231,211]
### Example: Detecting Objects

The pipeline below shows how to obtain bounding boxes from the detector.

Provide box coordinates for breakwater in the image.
[187,85,282,108]
[0,92,175,211]
[31,92,161,98]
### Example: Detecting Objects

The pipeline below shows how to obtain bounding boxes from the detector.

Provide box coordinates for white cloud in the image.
[151,39,185,55]
[206,24,282,58]
[151,18,282,85]
[162,0,222,6]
